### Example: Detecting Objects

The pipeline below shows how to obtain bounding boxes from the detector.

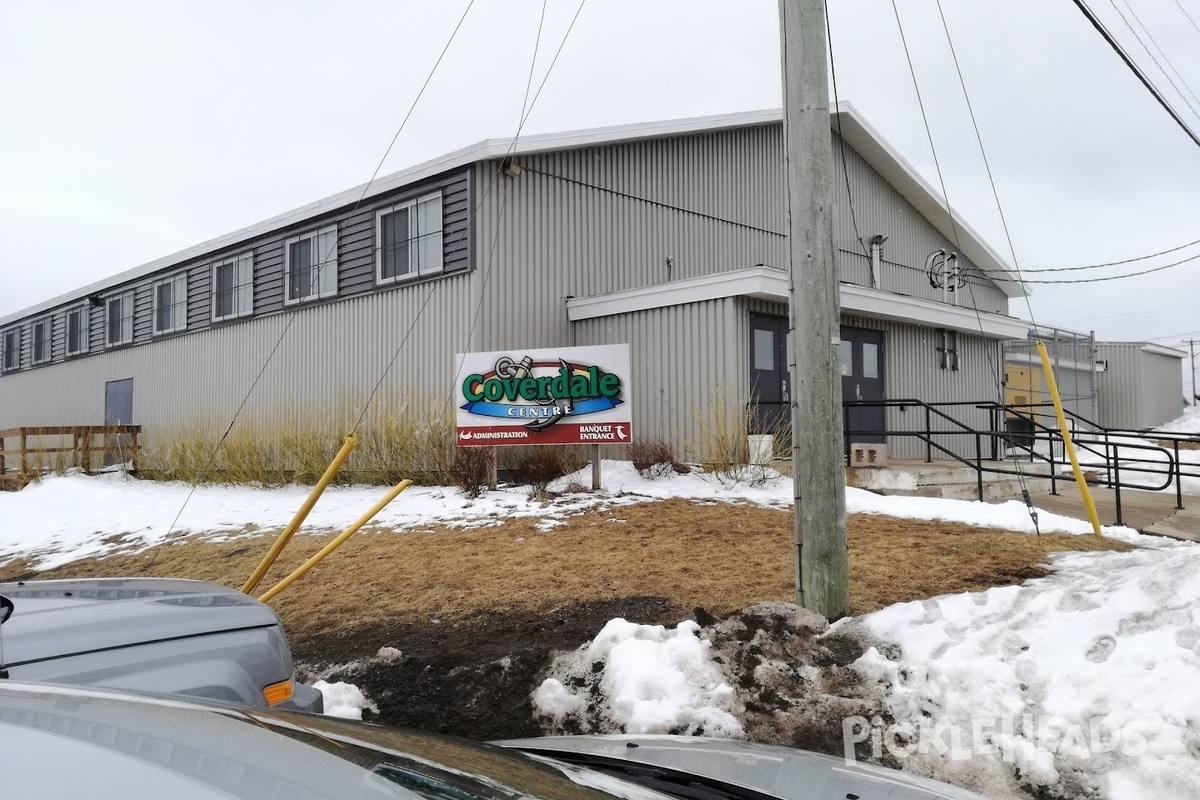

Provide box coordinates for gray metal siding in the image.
[0,276,476,436]
[0,170,473,373]
[831,132,1004,312]
[571,298,744,460]
[475,124,1010,327]
[1096,344,1144,429]
[1140,350,1186,428]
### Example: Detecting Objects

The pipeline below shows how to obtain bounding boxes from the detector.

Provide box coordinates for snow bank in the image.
[534,618,743,738]
[845,487,1143,541]
[858,538,1200,799]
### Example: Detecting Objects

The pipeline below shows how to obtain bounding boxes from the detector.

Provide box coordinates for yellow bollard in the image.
[1036,340,1102,536]
[242,432,358,594]
[258,479,413,604]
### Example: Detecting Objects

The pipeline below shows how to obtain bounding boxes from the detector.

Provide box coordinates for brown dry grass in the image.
[0,498,1131,642]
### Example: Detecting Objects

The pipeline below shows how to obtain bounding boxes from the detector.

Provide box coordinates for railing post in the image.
[990,407,999,462]
[975,432,984,501]
[1175,441,1184,511]
[19,431,28,479]
[924,406,932,463]
[1104,433,1112,486]
[1112,446,1123,527]
[1049,436,1058,496]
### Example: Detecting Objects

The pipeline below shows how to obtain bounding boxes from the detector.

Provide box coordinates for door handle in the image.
[781,379,789,402]
[856,383,862,401]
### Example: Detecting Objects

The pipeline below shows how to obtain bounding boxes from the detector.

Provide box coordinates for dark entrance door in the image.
[840,326,885,444]
[749,313,789,440]
[104,378,134,466]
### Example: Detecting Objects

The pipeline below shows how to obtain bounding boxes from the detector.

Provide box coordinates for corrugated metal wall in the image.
[473,123,1012,338]
[1139,350,1186,428]
[0,277,475,436]
[572,299,743,459]
[1096,344,1145,429]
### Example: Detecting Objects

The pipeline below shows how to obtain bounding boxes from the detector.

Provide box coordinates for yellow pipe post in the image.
[258,479,413,604]
[1036,340,1102,536]
[242,432,359,594]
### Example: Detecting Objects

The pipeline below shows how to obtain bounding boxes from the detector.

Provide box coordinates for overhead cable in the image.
[1070,0,1200,150]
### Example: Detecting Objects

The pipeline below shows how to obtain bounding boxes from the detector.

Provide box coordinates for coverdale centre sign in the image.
[454,344,632,447]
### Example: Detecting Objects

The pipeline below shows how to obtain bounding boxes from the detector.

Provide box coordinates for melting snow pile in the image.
[314,680,375,720]
[533,618,743,738]
[857,537,1200,800]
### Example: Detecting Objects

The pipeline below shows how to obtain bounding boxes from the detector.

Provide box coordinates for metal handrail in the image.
[748,396,1197,518]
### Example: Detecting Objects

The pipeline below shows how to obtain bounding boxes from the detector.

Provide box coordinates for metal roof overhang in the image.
[566,266,1031,340]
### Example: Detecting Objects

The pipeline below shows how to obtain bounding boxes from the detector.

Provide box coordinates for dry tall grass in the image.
[139,395,455,486]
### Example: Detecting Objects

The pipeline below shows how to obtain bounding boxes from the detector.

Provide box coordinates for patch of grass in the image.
[1,499,1132,642]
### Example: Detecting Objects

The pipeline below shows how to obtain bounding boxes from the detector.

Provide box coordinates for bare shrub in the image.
[503,446,586,500]
[628,438,682,479]
[450,447,493,498]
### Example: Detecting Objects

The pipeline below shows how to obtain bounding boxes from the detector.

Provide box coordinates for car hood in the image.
[500,735,993,800]
[0,577,280,666]
[0,681,670,800]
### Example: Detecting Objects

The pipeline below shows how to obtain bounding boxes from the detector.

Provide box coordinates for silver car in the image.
[0,680,994,800]
[0,577,322,713]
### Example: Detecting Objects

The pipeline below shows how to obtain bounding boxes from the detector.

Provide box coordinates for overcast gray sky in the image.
[2,1,1199,370]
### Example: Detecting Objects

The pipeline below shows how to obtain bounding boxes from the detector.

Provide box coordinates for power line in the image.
[1149,327,1200,342]
[1104,0,1200,118]
[897,0,1043,528]
[934,1,1035,323]
[1059,301,1200,325]
[1070,0,1200,150]
[980,235,1200,274]
[1013,251,1200,284]
[824,6,868,258]
[144,1,479,575]
[359,0,587,434]
[1114,0,1200,114]
[1173,0,1200,36]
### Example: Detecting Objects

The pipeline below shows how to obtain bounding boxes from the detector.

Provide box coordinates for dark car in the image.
[0,577,322,713]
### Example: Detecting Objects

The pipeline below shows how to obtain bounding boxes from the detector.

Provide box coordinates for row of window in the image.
[0,192,445,373]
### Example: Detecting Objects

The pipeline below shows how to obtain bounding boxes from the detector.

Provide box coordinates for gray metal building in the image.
[1094,342,1187,430]
[0,104,1028,465]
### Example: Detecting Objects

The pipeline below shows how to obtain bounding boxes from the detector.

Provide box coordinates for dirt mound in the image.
[296,596,677,741]
[302,597,897,767]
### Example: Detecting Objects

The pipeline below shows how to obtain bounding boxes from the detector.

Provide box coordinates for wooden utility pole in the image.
[779,0,848,619]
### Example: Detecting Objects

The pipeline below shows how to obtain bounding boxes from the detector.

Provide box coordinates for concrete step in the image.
[875,478,1050,502]
[847,460,1053,495]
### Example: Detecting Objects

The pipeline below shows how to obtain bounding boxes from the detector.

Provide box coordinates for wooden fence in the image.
[0,426,141,490]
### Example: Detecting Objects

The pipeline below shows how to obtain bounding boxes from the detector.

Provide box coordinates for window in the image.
[1,328,19,372]
[212,252,254,321]
[31,317,52,364]
[106,292,135,346]
[284,225,338,304]
[376,192,443,283]
[66,306,89,356]
[153,272,189,334]
[936,328,960,371]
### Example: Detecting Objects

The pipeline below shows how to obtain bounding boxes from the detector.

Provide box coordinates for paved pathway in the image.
[1007,482,1200,542]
